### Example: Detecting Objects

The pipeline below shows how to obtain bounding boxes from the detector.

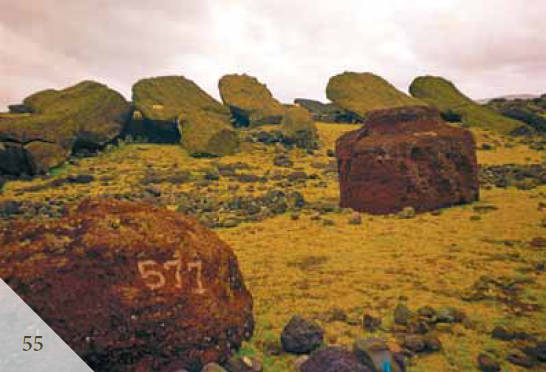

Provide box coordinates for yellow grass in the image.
[1,123,545,371]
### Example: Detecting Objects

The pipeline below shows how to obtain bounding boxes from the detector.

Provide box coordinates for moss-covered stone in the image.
[0,81,130,175]
[326,72,424,120]
[131,76,239,156]
[178,109,240,157]
[409,76,530,135]
[280,107,319,149]
[218,74,286,127]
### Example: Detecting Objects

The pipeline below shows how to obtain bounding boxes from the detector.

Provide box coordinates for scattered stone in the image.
[398,207,416,219]
[394,304,414,326]
[281,315,324,354]
[327,149,335,157]
[224,355,262,372]
[322,219,335,226]
[353,337,404,372]
[522,341,546,362]
[477,353,501,372]
[300,347,371,372]
[145,186,162,197]
[273,154,293,167]
[0,198,254,370]
[436,307,465,323]
[0,200,22,217]
[507,349,537,368]
[202,363,228,372]
[403,335,426,353]
[362,314,381,332]
[348,212,362,225]
[66,174,95,184]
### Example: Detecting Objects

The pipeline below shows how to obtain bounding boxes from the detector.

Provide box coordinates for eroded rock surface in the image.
[336,106,479,214]
[0,198,254,371]
[219,74,286,127]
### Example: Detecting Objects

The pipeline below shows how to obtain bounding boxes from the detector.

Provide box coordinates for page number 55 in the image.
[22,336,43,351]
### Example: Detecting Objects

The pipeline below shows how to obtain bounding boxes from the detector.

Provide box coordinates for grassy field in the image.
[1,122,545,371]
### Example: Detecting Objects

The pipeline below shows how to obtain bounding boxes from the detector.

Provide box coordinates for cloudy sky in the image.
[1,0,545,110]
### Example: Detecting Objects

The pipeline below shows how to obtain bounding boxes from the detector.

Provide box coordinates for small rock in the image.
[353,337,403,372]
[522,341,546,362]
[326,149,335,157]
[300,347,371,372]
[67,174,95,184]
[394,304,414,326]
[398,207,415,219]
[403,335,426,353]
[477,353,501,372]
[293,355,309,370]
[0,200,22,217]
[224,355,262,372]
[145,186,162,197]
[201,362,228,372]
[322,219,335,226]
[362,313,381,332]
[273,154,293,167]
[507,349,536,368]
[436,307,465,323]
[281,315,324,354]
[348,212,362,225]
[291,213,300,221]
[423,335,442,351]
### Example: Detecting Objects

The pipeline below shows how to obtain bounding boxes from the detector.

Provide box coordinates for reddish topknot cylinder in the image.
[335,106,479,214]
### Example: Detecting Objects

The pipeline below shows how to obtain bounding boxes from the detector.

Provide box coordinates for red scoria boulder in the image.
[0,198,254,371]
[335,106,478,214]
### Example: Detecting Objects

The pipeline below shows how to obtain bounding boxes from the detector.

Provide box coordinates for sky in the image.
[1,0,545,110]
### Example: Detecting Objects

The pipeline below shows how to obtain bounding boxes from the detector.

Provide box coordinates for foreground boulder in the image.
[294,99,359,123]
[326,72,423,121]
[131,76,239,156]
[218,74,286,127]
[279,107,319,150]
[0,81,130,175]
[409,76,531,135]
[0,198,254,371]
[336,106,479,214]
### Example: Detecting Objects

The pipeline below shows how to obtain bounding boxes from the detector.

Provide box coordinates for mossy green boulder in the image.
[0,81,130,175]
[218,74,286,127]
[409,76,531,135]
[280,107,319,149]
[178,109,240,157]
[132,76,239,156]
[326,72,424,120]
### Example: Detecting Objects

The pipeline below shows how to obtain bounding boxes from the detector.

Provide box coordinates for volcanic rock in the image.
[409,76,530,135]
[279,107,319,150]
[0,81,130,175]
[294,98,359,123]
[0,198,254,371]
[281,315,324,354]
[131,76,239,156]
[326,72,423,120]
[218,74,286,127]
[300,347,372,372]
[336,106,479,214]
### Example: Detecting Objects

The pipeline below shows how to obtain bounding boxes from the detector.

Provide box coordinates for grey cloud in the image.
[1,0,545,110]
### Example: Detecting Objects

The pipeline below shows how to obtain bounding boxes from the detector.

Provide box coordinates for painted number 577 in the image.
[137,258,205,294]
